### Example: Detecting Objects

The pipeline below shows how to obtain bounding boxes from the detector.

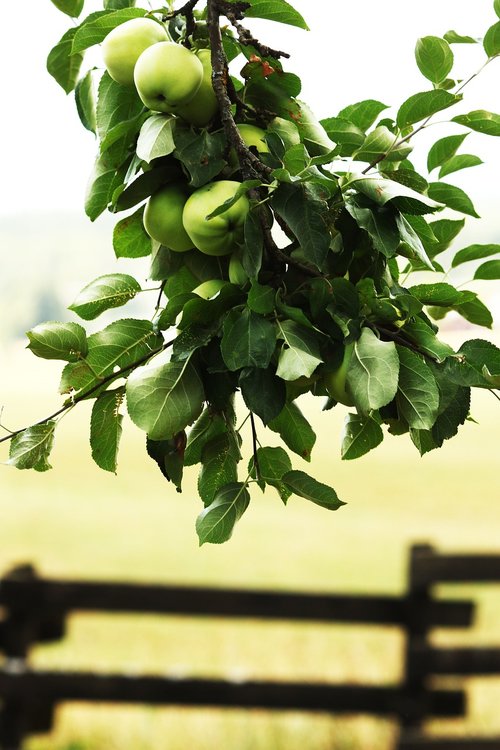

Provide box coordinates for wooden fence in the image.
[0,544,499,749]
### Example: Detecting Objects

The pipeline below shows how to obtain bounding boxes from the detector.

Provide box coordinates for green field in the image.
[1,340,500,750]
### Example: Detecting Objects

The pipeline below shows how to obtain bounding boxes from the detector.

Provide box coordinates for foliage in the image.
[3,0,500,544]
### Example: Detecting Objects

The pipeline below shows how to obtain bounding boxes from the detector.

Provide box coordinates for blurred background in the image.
[1,2,500,748]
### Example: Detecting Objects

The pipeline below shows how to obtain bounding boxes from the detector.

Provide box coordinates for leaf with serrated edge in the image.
[396,347,440,430]
[27,322,88,362]
[341,414,383,460]
[276,320,323,381]
[69,274,142,320]
[196,482,250,545]
[198,433,239,506]
[282,470,344,510]
[427,182,479,218]
[136,115,176,163]
[347,328,399,412]
[90,388,125,473]
[113,207,152,259]
[8,422,57,472]
[452,110,500,137]
[71,8,147,54]
[415,36,453,84]
[452,244,500,268]
[47,28,84,94]
[268,402,316,461]
[127,356,204,441]
[249,446,292,502]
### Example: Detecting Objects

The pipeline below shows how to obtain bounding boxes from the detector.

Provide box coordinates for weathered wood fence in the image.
[0,544,500,749]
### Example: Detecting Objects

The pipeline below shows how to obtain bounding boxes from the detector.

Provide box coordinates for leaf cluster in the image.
[9,0,500,543]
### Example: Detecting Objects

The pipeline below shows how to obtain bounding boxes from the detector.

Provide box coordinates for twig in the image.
[0,341,173,446]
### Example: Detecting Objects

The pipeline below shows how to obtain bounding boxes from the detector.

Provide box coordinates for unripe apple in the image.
[237,124,270,153]
[192,279,226,299]
[102,18,169,87]
[134,42,203,112]
[322,343,355,406]
[182,180,250,256]
[143,184,194,252]
[175,49,218,127]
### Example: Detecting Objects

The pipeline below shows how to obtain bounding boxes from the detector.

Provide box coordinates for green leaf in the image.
[341,413,383,460]
[276,321,323,381]
[136,114,176,163]
[69,274,142,320]
[75,69,97,133]
[452,243,500,267]
[242,210,264,279]
[474,260,500,280]
[113,207,151,258]
[221,309,276,371]
[47,28,84,94]
[345,199,400,257]
[268,402,316,461]
[126,356,204,441]
[241,0,309,29]
[403,318,455,362]
[105,0,137,7]
[432,385,471,446]
[484,21,500,57]
[249,446,292,502]
[8,422,57,472]
[272,183,330,269]
[408,283,473,307]
[427,133,469,172]
[239,368,286,425]
[85,152,131,221]
[61,319,163,397]
[439,154,483,178]
[184,409,228,467]
[320,117,365,156]
[146,436,184,491]
[496,0,500,19]
[198,433,240,506]
[90,388,125,473]
[282,470,344,511]
[350,175,441,215]
[415,36,453,83]
[347,328,399,412]
[72,8,147,54]
[453,297,493,328]
[427,182,479,217]
[443,30,478,44]
[452,110,500,136]
[247,282,275,315]
[336,100,389,132]
[196,482,250,545]
[50,0,84,16]
[395,214,434,270]
[114,162,182,212]
[443,338,500,387]
[174,127,227,187]
[428,218,465,256]
[396,346,439,430]
[26,322,88,362]
[397,90,460,129]
[354,126,412,163]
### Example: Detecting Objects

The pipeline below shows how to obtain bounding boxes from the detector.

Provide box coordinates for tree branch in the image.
[0,341,173,446]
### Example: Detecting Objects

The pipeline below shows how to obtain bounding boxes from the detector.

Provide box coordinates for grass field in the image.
[1,337,500,750]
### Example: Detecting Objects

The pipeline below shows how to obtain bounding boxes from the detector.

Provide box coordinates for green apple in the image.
[192,279,226,299]
[237,124,270,153]
[322,343,355,406]
[175,49,218,127]
[102,18,169,87]
[134,42,203,112]
[143,184,194,252]
[182,180,250,256]
[295,99,336,156]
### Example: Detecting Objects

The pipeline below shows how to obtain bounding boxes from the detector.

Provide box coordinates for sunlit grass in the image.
[1,338,500,749]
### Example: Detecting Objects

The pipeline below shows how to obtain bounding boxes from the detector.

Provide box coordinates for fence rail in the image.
[0,544,499,749]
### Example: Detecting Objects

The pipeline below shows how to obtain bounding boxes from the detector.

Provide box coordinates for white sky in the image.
[0,1,499,218]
